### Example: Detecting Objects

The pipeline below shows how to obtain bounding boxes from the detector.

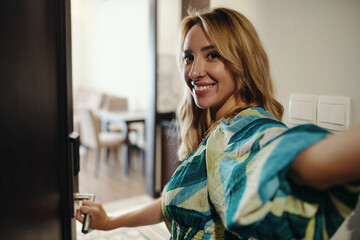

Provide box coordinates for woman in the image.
[77,8,360,239]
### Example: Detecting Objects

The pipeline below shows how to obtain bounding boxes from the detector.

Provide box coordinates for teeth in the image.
[194,85,212,91]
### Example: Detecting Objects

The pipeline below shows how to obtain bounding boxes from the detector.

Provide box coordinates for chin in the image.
[194,101,211,110]
[196,105,207,110]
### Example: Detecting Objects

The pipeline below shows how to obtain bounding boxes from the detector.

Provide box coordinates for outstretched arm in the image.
[289,125,360,190]
[76,197,163,230]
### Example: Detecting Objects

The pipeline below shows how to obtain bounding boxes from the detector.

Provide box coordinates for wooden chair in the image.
[102,95,145,173]
[77,107,127,176]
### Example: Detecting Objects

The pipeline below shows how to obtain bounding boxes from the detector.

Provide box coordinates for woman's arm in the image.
[76,197,163,230]
[288,125,360,190]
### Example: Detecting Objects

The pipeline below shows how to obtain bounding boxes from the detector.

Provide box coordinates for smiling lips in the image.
[193,83,214,95]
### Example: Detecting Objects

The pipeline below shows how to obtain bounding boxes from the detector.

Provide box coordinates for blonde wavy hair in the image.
[176,7,283,161]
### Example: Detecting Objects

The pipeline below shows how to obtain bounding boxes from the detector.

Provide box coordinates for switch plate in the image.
[289,93,318,125]
[317,96,350,132]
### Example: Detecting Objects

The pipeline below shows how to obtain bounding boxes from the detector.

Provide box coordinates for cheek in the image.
[219,72,237,93]
[209,64,227,80]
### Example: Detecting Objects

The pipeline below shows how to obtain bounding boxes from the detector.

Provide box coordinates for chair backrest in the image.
[102,95,128,111]
[77,107,101,149]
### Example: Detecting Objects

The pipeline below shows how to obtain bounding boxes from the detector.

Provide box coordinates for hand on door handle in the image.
[74,193,95,234]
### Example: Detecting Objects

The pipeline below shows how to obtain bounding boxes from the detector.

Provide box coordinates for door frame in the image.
[58,0,77,238]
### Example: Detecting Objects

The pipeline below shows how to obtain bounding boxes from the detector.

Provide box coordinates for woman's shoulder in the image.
[205,107,288,152]
[234,107,280,121]
[220,107,286,133]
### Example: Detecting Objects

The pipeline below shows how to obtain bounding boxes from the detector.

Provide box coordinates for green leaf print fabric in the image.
[161,107,360,240]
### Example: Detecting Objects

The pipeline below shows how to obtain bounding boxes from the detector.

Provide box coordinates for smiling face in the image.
[182,24,240,121]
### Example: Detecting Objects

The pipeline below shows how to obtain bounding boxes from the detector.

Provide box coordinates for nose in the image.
[189,58,205,80]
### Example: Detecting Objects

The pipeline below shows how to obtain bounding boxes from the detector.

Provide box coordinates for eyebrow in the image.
[183,45,216,54]
[201,45,215,51]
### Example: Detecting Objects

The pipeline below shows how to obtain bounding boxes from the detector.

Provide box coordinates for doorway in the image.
[70,0,150,203]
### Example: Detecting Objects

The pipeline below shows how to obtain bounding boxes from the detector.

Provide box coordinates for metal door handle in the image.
[74,193,95,234]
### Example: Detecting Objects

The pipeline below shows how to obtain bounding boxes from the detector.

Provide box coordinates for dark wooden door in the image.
[0,1,77,239]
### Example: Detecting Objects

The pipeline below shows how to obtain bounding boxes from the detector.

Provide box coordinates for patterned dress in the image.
[161,107,360,240]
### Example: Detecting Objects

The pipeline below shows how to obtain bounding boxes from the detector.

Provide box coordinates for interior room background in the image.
[71,0,360,127]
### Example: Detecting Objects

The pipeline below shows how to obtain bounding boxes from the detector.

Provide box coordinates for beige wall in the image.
[211,0,360,127]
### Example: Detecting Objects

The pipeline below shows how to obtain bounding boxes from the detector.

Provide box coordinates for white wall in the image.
[71,0,150,110]
[210,0,360,127]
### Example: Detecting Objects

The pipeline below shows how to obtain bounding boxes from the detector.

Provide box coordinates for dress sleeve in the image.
[161,183,172,232]
[206,123,360,239]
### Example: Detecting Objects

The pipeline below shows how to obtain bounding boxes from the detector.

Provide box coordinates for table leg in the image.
[121,144,129,175]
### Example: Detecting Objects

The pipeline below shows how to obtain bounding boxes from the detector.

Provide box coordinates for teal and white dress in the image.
[161,107,360,240]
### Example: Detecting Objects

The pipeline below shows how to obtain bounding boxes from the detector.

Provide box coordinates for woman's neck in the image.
[210,96,246,123]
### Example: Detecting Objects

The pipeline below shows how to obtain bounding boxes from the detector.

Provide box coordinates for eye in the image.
[207,52,219,60]
[183,54,194,62]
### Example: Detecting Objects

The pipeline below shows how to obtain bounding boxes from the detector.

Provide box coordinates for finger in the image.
[80,205,92,215]
[82,199,92,206]
[76,209,84,223]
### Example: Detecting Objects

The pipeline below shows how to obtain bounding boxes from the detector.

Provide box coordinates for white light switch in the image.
[317,96,350,132]
[289,93,318,125]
